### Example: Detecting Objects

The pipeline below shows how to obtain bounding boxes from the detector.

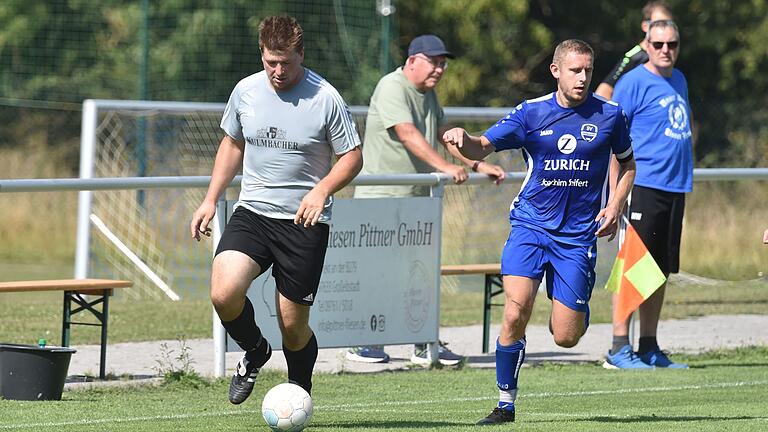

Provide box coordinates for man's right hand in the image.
[190,200,216,241]
[444,164,468,184]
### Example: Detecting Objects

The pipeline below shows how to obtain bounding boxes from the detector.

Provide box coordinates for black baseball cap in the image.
[407,35,455,58]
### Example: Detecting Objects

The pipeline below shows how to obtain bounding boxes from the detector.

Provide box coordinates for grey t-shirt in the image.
[221,69,360,221]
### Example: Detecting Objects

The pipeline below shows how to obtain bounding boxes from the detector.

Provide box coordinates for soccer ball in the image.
[261,383,313,431]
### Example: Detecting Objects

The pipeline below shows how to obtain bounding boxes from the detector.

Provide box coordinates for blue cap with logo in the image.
[407,35,455,59]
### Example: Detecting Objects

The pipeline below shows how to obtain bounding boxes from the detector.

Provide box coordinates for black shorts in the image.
[215,206,329,305]
[627,185,685,274]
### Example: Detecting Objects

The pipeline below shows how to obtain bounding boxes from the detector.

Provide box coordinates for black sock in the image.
[283,333,318,394]
[611,335,630,355]
[638,337,659,355]
[220,297,270,367]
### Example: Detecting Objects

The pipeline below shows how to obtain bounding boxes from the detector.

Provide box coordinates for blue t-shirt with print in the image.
[483,93,633,246]
[613,65,693,193]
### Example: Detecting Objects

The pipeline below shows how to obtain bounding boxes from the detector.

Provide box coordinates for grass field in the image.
[0,347,766,431]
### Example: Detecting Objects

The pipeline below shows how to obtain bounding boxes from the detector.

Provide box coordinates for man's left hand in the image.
[295,188,328,227]
[475,161,506,185]
[594,205,620,240]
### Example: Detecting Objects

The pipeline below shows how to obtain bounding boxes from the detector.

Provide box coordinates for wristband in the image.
[471,160,483,172]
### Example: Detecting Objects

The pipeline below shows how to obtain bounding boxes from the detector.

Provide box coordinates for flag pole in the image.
[619,214,637,347]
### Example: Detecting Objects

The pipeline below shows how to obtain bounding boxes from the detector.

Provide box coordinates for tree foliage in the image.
[0,0,766,166]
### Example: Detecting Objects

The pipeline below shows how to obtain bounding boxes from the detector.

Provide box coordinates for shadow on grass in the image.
[314,420,469,429]
[689,362,768,368]
[675,299,768,306]
[578,414,768,423]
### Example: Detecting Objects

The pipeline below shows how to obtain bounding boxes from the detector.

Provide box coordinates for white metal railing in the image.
[2,169,767,193]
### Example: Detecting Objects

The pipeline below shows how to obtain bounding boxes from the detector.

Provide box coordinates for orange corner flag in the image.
[605,222,666,323]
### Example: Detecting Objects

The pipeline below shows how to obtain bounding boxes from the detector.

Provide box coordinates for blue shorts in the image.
[501,225,597,313]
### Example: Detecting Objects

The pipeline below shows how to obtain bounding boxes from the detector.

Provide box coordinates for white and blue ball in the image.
[261,383,313,431]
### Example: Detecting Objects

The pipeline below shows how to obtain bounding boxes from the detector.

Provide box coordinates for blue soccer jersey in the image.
[483,93,633,246]
[613,66,693,193]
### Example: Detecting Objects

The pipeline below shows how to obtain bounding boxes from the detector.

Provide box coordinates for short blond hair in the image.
[552,39,594,66]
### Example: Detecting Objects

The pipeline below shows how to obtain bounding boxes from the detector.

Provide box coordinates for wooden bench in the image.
[0,279,132,379]
[440,264,502,353]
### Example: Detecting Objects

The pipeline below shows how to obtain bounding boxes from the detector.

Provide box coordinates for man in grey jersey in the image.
[190,15,362,404]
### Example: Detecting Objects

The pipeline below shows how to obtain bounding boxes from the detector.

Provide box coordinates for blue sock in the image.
[495,337,526,411]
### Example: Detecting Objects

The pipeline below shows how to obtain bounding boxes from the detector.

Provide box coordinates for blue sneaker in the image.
[411,342,464,366]
[345,346,390,363]
[639,349,689,369]
[602,344,654,369]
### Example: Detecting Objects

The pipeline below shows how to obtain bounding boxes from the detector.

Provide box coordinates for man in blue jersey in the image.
[443,39,636,425]
[603,20,693,370]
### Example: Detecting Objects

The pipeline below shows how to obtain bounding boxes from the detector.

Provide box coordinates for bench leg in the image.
[62,291,72,347]
[483,276,492,353]
[483,275,505,353]
[62,290,110,380]
[99,293,109,380]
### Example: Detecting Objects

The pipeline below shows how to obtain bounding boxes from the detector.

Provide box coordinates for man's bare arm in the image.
[190,135,244,240]
[294,146,363,227]
[393,122,467,184]
[442,127,495,160]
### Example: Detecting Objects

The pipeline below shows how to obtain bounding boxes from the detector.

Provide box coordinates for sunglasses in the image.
[650,40,679,50]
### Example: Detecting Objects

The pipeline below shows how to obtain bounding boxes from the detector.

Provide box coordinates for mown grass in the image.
[0,347,766,431]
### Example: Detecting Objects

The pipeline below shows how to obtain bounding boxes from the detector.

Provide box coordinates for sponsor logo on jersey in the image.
[247,126,299,150]
[540,129,554,136]
[543,159,591,171]
[580,123,598,142]
[557,133,577,154]
[257,126,287,140]
[541,178,589,187]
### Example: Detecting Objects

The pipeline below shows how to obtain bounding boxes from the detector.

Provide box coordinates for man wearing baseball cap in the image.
[348,35,506,365]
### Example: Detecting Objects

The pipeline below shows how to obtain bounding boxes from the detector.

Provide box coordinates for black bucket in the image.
[0,343,77,401]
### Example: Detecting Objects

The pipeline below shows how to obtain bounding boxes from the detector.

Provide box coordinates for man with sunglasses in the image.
[348,34,505,365]
[595,1,674,100]
[604,19,693,370]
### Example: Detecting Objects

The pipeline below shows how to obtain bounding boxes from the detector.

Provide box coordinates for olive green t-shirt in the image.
[354,67,445,198]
